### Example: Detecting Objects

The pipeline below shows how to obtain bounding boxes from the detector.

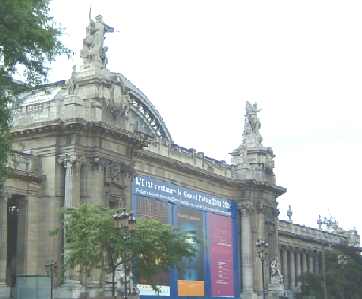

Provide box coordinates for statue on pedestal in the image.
[270,259,283,284]
[243,101,263,146]
[80,12,114,68]
[268,258,285,299]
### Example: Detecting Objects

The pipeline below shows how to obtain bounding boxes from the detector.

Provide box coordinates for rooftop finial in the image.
[287,205,293,222]
[80,13,114,68]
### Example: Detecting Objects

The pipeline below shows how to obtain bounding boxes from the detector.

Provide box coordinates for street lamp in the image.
[8,205,19,215]
[113,208,136,299]
[256,239,269,299]
[45,260,57,299]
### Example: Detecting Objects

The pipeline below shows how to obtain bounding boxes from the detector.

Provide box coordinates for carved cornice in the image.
[91,155,135,180]
[3,185,41,197]
[237,179,287,197]
[11,119,147,148]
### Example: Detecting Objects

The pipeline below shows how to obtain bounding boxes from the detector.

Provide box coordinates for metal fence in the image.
[15,275,50,299]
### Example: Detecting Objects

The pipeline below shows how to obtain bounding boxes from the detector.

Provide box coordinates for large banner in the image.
[208,213,235,297]
[132,175,237,298]
[134,176,232,215]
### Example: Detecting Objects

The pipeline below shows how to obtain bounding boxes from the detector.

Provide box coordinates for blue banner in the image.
[133,176,232,215]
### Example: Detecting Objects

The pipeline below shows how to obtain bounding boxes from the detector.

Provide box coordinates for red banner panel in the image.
[208,213,234,297]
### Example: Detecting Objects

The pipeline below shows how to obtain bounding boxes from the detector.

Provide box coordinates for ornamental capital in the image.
[238,201,254,215]
[57,152,85,168]
[255,200,267,213]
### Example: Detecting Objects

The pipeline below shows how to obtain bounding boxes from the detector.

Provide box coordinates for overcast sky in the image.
[48,0,362,236]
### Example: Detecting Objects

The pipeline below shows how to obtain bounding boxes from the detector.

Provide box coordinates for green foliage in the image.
[63,204,196,292]
[0,80,11,182]
[0,0,69,181]
[0,0,69,84]
[299,246,362,299]
[299,272,323,299]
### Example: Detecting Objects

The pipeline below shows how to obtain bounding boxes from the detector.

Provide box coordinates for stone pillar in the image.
[302,251,308,273]
[255,203,265,293]
[16,199,27,274]
[0,194,10,298]
[315,252,320,274]
[56,154,82,299]
[290,249,296,290]
[240,204,256,298]
[63,155,74,282]
[64,155,74,210]
[0,196,8,284]
[26,195,42,275]
[309,253,314,273]
[282,248,289,289]
[296,251,302,283]
[90,157,105,206]
[321,250,328,299]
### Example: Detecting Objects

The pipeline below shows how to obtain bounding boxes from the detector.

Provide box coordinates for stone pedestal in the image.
[240,290,258,299]
[0,283,10,299]
[268,283,285,299]
[269,269,285,299]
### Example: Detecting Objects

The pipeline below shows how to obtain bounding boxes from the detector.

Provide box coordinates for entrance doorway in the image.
[6,195,26,290]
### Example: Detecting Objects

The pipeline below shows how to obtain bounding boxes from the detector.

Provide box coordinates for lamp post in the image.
[45,260,57,299]
[8,205,19,215]
[113,208,136,299]
[256,239,269,299]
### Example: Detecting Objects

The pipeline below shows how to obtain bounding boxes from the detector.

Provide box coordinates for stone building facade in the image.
[0,15,360,299]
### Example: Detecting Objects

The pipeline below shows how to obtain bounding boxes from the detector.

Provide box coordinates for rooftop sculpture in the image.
[80,12,114,68]
[243,101,263,147]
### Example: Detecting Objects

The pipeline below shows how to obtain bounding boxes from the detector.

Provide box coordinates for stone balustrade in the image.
[6,150,41,176]
[146,138,233,178]
[279,220,348,246]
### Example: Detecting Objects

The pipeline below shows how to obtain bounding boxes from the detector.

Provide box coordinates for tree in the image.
[63,204,196,298]
[0,0,68,180]
[299,246,362,299]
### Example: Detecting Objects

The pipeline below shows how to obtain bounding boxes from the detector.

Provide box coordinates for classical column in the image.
[290,249,296,289]
[0,194,8,286]
[321,250,328,299]
[315,252,320,274]
[90,157,105,206]
[309,253,314,273]
[255,202,265,292]
[282,248,289,288]
[240,203,255,296]
[58,153,82,299]
[302,251,308,273]
[296,250,301,282]
[0,193,10,299]
[25,195,41,275]
[64,154,75,210]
